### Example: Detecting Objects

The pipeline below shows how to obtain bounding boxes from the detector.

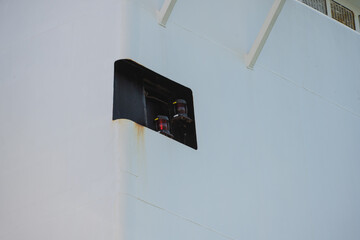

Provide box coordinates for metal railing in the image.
[330,0,355,30]
[302,0,327,14]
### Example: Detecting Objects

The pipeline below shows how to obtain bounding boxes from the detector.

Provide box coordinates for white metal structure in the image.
[246,0,286,68]
[1,0,360,240]
[158,0,177,26]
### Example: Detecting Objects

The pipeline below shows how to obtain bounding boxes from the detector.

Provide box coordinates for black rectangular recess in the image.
[113,59,197,149]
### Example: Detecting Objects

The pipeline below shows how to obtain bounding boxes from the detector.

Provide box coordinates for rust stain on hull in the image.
[135,123,145,142]
[134,122,145,158]
[133,122,147,187]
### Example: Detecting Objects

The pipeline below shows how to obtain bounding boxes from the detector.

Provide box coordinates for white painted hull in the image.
[1,0,360,239]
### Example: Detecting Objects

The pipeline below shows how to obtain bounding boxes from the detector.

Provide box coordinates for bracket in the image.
[245,0,286,69]
[158,0,178,27]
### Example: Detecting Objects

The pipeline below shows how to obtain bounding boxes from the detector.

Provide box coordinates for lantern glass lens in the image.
[155,115,170,132]
[154,115,174,138]
[176,103,186,114]
[158,119,169,131]
[174,99,188,116]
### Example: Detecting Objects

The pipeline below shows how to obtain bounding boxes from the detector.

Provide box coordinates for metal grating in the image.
[331,0,355,30]
[302,0,327,14]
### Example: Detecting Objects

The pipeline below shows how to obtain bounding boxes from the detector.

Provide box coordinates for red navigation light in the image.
[158,117,169,131]
[154,115,174,138]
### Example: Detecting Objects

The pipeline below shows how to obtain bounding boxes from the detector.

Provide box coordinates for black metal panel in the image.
[113,60,146,126]
[113,59,197,149]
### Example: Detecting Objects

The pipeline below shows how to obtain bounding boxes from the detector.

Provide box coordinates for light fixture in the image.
[154,115,174,138]
[173,99,192,123]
